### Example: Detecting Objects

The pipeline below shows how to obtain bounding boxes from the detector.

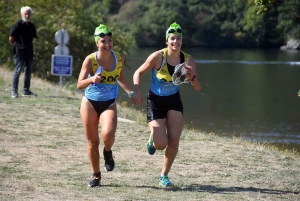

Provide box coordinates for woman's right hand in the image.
[92,73,101,84]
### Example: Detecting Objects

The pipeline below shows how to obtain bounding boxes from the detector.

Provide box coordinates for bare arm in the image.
[186,56,201,91]
[9,36,15,45]
[117,54,133,94]
[77,57,101,90]
[117,54,140,105]
[133,51,161,96]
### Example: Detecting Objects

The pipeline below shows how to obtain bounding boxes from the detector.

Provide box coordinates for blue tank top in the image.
[150,48,190,96]
[84,51,121,101]
[150,69,179,96]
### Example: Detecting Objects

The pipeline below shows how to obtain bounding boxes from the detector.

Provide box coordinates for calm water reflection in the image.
[118,48,300,152]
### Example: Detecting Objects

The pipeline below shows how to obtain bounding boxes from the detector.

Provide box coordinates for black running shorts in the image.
[147,91,183,123]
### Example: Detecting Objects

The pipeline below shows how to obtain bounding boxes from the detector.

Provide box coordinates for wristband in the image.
[128,91,135,97]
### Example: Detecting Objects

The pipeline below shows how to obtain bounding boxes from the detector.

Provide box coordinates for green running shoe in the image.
[146,135,156,155]
[159,175,172,187]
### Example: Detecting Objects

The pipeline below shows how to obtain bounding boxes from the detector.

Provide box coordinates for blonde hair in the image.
[20,6,32,14]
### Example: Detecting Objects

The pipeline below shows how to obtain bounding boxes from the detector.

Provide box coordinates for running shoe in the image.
[159,175,172,187]
[88,174,101,188]
[103,148,116,172]
[146,135,156,155]
[11,91,18,98]
[22,90,37,97]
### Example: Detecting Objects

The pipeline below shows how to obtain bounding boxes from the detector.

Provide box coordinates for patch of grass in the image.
[0,67,299,200]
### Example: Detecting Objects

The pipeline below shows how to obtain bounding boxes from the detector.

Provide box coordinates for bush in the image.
[0,0,133,84]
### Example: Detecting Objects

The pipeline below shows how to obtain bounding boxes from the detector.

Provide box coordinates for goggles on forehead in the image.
[94,32,112,38]
[167,28,182,34]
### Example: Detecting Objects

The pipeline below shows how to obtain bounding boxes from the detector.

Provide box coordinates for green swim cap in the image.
[166,22,182,40]
[94,24,112,43]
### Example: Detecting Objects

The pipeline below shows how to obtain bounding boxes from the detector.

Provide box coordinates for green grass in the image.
[0,67,299,201]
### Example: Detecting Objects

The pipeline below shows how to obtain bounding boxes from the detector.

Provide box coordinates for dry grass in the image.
[0,67,299,201]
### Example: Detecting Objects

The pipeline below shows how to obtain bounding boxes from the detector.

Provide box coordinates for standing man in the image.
[9,6,38,98]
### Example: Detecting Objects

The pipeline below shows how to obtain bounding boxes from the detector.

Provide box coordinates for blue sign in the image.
[51,55,73,76]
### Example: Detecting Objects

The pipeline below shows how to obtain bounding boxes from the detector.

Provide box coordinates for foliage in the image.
[107,0,284,48]
[277,0,300,40]
[106,0,298,48]
[114,0,188,48]
[0,0,133,83]
[243,1,283,47]
[189,0,249,47]
[1,0,299,78]
[251,0,300,44]
[254,0,275,14]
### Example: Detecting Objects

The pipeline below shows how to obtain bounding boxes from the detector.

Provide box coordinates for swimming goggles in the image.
[167,28,182,34]
[172,63,192,85]
[94,32,112,37]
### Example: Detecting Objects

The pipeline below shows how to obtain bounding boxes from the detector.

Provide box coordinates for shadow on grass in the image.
[136,184,299,195]
[45,95,79,100]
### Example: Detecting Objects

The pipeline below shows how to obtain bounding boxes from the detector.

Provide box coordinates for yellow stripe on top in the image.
[156,48,190,82]
[88,51,122,84]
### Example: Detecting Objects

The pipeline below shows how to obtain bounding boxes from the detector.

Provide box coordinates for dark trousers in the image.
[12,54,33,93]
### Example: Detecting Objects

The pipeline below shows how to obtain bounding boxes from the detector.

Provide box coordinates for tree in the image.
[0,0,133,83]
[184,0,248,47]
[277,0,300,39]
[254,0,276,14]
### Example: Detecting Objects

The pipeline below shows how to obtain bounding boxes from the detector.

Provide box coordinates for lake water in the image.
[118,48,300,152]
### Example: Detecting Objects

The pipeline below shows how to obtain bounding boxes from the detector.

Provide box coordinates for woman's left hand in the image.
[185,64,196,81]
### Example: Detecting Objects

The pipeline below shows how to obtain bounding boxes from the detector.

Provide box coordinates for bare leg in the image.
[148,118,168,150]
[80,97,100,173]
[100,103,117,152]
[162,110,183,175]
[148,110,183,177]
